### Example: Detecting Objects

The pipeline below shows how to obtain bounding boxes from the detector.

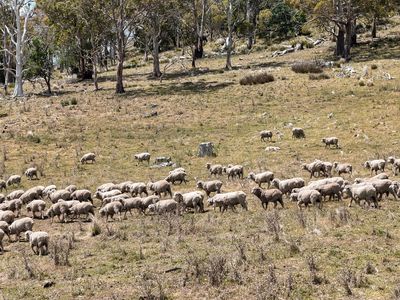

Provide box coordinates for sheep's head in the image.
[271,179,279,187]
[364,161,371,169]
[387,156,395,164]
[321,138,326,143]
[148,204,156,213]
[173,192,184,203]
[301,163,308,170]
[206,163,211,169]
[45,208,53,217]
[196,181,203,189]
[247,172,255,180]
[289,193,298,202]
[251,187,261,197]
[207,198,214,206]
[99,208,106,217]
[25,230,33,240]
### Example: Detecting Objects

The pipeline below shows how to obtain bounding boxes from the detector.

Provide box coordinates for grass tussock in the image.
[309,73,330,80]
[292,61,323,74]
[239,72,275,85]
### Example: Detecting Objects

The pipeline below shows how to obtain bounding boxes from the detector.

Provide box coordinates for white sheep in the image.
[43,185,57,197]
[206,163,223,176]
[70,202,95,221]
[148,199,179,215]
[292,128,305,139]
[0,221,10,240]
[24,167,38,180]
[97,182,118,193]
[65,184,78,193]
[0,199,22,217]
[321,137,339,148]
[294,190,323,209]
[101,194,130,207]
[120,197,143,217]
[8,217,34,241]
[224,165,244,180]
[333,162,352,177]
[140,195,160,212]
[271,178,305,196]
[147,180,173,198]
[71,189,92,203]
[315,183,342,201]
[302,161,324,178]
[6,189,24,200]
[6,175,21,187]
[208,191,247,213]
[95,189,121,200]
[364,159,386,175]
[343,183,378,208]
[260,130,273,142]
[196,180,222,196]
[99,201,123,221]
[26,200,46,219]
[116,181,134,193]
[80,152,96,164]
[46,202,70,223]
[248,171,274,188]
[48,189,71,203]
[20,186,43,204]
[25,231,49,255]
[251,187,284,209]
[387,156,400,176]
[129,182,148,197]
[0,210,15,224]
[165,170,188,185]
[134,152,151,164]
[173,191,204,213]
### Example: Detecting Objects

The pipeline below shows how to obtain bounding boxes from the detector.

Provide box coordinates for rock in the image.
[312,228,322,236]
[265,146,281,152]
[198,142,215,157]
[43,280,55,288]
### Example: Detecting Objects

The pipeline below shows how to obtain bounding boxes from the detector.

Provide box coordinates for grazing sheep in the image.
[70,202,94,221]
[46,202,70,223]
[147,180,173,198]
[101,194,130,207]
[387,156,400,176]
[120,197,143,217]
[0,210,15,224]
[173,192,204,213]
[292,127,305,139]
[8,217,34,241]
[169,168,185,174]
[251,187,284,209]
[206,163,223,176]
[48,189,71,203]
[42,185,57,197]
[134,152,151,164]
[59,199,80,209]
[129,182,148,197]
[116,181,134,193]
[224,165,244,180]
[271,178,305,196]
[295,190,323,209]
[0,199,23,217]
[6,175,21,187]
[333,162,353,177]
[97,183,118,193]
[148,200,179,215]
[95,189,121,200]
[165,170,188,185]
[208,191,247,213]
[248,171,274,188]
[367,179,397,201]
[140,195,160,212]
[354,173,389,184]
[0,229,4,254]
[0,221,10,240]
[65,185,77,193]
[302,161,324,178]
[315,183,342,201]
[0,180,6,192]
[260,130,273,142]
[99,201,123,221]
[71,189,92,203]
[80,152,96,164]
[26,200,46,219]
[196,180,222,196]
[6,190,24,200]
[322,137,339,148]
[343,184,378,208]
[25,231,49,255]
[320,161,333,177]
[24,167,38,180]
[20,186,43,204]
[364,159,386,175]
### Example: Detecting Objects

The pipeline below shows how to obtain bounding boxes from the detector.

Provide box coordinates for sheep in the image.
[97,183,118,193]
[101,194,130,207]
[295,190,323,209]
[140,195,160,212]
[43,185,57,197]
[65,185,77,193]
[302,161,324,178]
[387,156,400,176]
[333,162,353,177]
[48,189,71,203]
[367,179,397,201]
[224,165,244,180]
[315,183,342,201]
[20,186,43,204]
[24,167,38,180]
[208,191,247,213]
[206,163,223,177]
[25,231,49,255]
[248,171,274,188]
[364,159,386,175]
[292,127,305,139]
[0,180,6,192]
[271,178,305,196]
[80,152,96,164]
[6,190,24,200]
[0,210,15,224]
[70,202,94,221]
[116,181,134,193]
[95,189,121,200]
[260,130,273,142]
[26,200,46,219]
[0,221,9,240]
[354,173,389,183]
[0,194,4,204]
[322,137,339,148]
[0,199,22,217]
[343,183,378,208]
[196,180,222,196]
[71,189,92,203]
[120,197,143,217]
[173,191,204,213]
[134,152,151,164]
[46,202,70,223]
[320,161,333,177]
[59,199,80,209]
[8,217,34,241]
[147,180,173,198]
[6,175,21,187]
[148,200,179,215]
[165,170,188,185]
[169,168,185,174]
[0,229,4,254]
[99,201,123,221]
[129,182,148,197]
[251,187,284,209]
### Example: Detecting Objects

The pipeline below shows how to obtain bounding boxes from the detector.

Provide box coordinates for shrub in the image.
[61,99,70,107]
[371,64,378,70]
[309,73,330,80]
[70,98,78,105]
[90,219,102,236]
[292,61,323,74]
[240,72,275,85]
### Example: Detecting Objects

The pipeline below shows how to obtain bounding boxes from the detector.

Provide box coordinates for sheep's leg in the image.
[279,199,284,208]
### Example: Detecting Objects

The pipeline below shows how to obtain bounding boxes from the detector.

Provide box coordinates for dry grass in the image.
[239,72,275,85]
[291,60,323,74]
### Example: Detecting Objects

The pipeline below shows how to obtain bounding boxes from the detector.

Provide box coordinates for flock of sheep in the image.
[0,126,399,258]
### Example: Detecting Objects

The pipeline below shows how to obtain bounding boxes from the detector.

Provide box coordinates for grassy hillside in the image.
[1,24,400,299]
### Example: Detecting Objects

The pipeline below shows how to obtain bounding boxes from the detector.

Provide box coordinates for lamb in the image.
[0,210,15,224]
[0,180,6,192]
[333,162,353,177]
[6,175,21,187]
[71,189,92,203]
[8,217,34,241]
[271,178,305,196]
[140,195,160,212]
[292,127,305,139]
[343,183,378,208]
[46,202,70,223]
[0,221,10,240]
[129,182,148,197]
[387,156,400,176]
[134,152,151,164]
[224,165,244,180]
[80,152,96,164]
[294,190,323,209]
[260,130,273,142]
[148,199,179,215]
[315,183,342,201]
[206,163,223,176]
[48,189,71,203]
[147,180,173,198]
[302,161,324,178]
[25,231,49,255]
[24,167,38,180]
[196,180,222,196]
[65,185,77,193]
[251,187,284,209]
[95,189,121,200]
[6,190,24,200]
[248,171,274,188]
[42,185,57,197]
[70,202,95,220]
[0,199,23,217]
[26,200,46,219]
[208,191,247,213]
[165,170,188,185]
[364,159,386,175]
[99,201,123,221]
[173,192,204,213]
[322,137,339,148]
[0,229,4,253]
[120,197,143,217]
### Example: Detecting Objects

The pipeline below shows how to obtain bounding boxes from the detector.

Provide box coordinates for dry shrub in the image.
[292,61,323,74]
[266,210,281,242]
[206,255,227,287]
[309,73,330,80]
[138,271,166,300]
[50,234,75,266]
[240,72,275,85]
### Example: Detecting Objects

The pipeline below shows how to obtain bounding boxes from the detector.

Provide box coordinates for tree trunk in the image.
[13,4,24,98]
[192,0,207,68]
[152,35,161,78]
[116,8,125,94]
[45,77,51,95]
[225,0,233,70]
[336,28,345,57]
[351,19,357,46]
[246,0,258,50]
[93,52,99,91]
[2,27,9,95]
[372,17,377,38]
[344,20,352,61]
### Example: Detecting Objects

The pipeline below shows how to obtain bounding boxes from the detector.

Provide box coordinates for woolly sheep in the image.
[101,194,130,207]
[129,182,148,197]
[49,189,71,203]
[364,159,386,175]
[354,173,389,184]
[206,163,223,176]
[366,179,397,201]
[302,161,324,178]
[116,181,134,193]
[20,186,43,204]
[95,189,121,200]
[169,168,186,174]
[333,162,353,177]
[148,199,179,215]
[6,175,21,187]
[97,182,118,193]
[25,231,49,255]
[196,180,222,196]
[70,202,94,220]
[42,185,57,197]
[0,210,15,224]
[140,195,160,212]
[65,185,77,193]
[248,171,274,188]
[292,127,305,139]
[321,137,339,148]
[320,161,333,177]
[99,201,123,221]
[260,130,273,142]
[315,183,342,201]
[0,180,6,192]
[208,191,247,213]
[0,199,22,217]
[120,197,143,217]
[46,202,70,223]
[134,152,151,164]
[24,167,38,180]
[26,200,46,219]
[71,189,92,203]
[0,229,4,254]
[59,199,80,209]
[165,170,188,185]
[8,217,34,241]
[147,180,173,198]
[251,187,284,209]
[0,221,9,240]
[387,156,400,176]
[224,165,244,180]
[6,190,24,200]
[295,190,323,209]
[343,183,378,208]
[271,178,305,196]
[80,152,96,164]
[173,191,204,213]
